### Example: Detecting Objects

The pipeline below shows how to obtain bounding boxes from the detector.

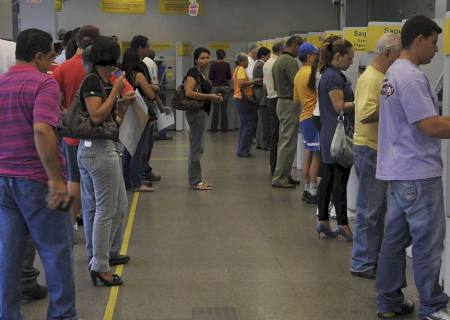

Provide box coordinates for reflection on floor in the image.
[22,131,417,320]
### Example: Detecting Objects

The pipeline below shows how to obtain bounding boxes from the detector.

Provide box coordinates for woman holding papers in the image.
[121,48,168,192]
[184,47,223,190]
[77,36,135,287]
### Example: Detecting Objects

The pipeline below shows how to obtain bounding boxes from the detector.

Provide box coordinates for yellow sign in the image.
[324,30,343,39]
[120,41,130,55]
[344,27,367,52]
[367,22,402,52]
[444,13,450,55]
[55,0,62,11]
[306,33,324,48]
[151,42,173,51]
[100,0,146,14]
[209,42,230,50]
[177,43,192,56]
[159,0,202,15]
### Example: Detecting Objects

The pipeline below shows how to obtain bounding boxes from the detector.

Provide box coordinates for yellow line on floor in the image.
[103,192,140,320]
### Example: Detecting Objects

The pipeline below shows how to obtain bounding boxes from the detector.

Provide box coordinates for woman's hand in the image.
[209,93,223,103]
[112,74,125,95]
[122,91,136,102]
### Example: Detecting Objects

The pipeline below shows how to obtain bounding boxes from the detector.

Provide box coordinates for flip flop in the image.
[135,184,154,192]
[191,182,213,190]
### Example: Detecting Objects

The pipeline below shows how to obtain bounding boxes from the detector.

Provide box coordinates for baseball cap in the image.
[298,43,318,59]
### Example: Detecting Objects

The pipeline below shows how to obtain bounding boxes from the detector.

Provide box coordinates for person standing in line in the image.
[246,44,258,80]
[233,53,261,158]
[263,41,284,176]
[254,46,271,151]
[209,49,232,132]
[184,47,223,190]
[350,33,401,280]
[271,35,304,188]
[294,42,320,204]
[0,28,76,320]
[315,36,355,240]
[375,16,450,320]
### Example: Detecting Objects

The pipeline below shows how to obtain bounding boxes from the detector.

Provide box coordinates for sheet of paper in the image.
[151,105,175,131]
[119,90,149,156]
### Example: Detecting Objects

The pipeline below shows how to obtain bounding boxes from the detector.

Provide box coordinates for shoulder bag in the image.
[171,72,204,111]
[330,111,353,168]
[57,75,119,141]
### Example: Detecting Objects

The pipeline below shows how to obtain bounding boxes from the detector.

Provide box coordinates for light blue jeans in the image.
[185,109,207,186]
[375,177,448,317]
[351,145,387,272]
[0,177,76,320]
[78,139,128,273]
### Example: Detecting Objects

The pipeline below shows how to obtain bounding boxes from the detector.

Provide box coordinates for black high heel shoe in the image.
[90,270,123,287]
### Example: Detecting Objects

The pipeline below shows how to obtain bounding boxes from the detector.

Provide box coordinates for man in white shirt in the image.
[246,44,258,80]
[263,41,284,175]
[143,48,159,85]
[0,38,47,303]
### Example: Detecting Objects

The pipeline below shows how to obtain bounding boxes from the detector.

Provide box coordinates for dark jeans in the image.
[267,98,279,174]
[317,163,351,225]
[21,237,39,291]
[143,122,156,179]
[0,177,76,320]
[122,121,152,189]
[235,98,258,156]
[185,109,207,186]
[211,86,229,131]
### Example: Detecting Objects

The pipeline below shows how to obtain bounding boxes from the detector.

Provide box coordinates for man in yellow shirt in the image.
[351,33,401,279]
[294,43,319,204]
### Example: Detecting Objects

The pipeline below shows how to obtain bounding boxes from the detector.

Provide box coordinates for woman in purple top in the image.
[208,49,231,132]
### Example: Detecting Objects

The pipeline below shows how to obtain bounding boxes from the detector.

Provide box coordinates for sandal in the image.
[135,184,154,192]
[191,182,213,190]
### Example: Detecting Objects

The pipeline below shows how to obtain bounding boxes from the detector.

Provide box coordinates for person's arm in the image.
[417,116,450,138]
[236,67,259,89]
[329,89,354,113]
[185,76,221,102]
[135,72,157,100]
[84,75,124,125]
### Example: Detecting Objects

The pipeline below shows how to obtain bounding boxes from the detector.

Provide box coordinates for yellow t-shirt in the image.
[233,66,252,99]
[294,66,317,122]
[353,65,385,150]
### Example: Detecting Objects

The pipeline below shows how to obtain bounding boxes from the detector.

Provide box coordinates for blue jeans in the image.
[122,121,152,189]
[78,139,128,273]
[0,177,76,320]
[185,109,207,186]
[376,177,448,317]
[351,145,387,272]
[235,98,258,156]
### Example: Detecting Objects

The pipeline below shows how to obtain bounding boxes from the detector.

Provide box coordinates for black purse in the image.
[171,73,204,111]
[57,75,119,141]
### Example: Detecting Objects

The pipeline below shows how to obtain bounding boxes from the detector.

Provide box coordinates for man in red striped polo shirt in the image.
[0,29,77,320]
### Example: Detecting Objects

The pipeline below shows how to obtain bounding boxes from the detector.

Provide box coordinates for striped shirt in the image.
[0,64,63,183]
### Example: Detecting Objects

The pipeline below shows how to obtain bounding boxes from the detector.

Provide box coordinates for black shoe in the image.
[351,268,376,280]
[76,215,84,226]
[302,191,309,201]
[148,172,161,182]
[377,299,415,318]
[288,176,300,185]
[237,153,253,158]
[109,255,130,266]
[90,270,123,287]
[272,183,296,188]
[22,284,47,303]
[305,194,318,204]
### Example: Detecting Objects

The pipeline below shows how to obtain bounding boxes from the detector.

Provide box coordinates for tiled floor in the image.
[22,131,417,320]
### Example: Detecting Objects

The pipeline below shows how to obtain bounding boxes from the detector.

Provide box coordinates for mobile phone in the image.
[114,69,123,78]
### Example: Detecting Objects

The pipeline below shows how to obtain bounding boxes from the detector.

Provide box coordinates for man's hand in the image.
[46,178,72,210]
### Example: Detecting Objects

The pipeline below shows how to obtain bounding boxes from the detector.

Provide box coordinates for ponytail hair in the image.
[317,36,353,73]
[307,57,318,91]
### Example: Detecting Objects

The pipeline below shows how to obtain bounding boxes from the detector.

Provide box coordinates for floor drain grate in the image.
[192,307,238,320]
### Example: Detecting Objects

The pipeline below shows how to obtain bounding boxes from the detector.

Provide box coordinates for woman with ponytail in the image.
[315,36,355,241]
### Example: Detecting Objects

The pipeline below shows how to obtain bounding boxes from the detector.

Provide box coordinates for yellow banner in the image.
[101,0,145,14]
[344,27,367,52]
[151,42,173,51]
[177,43,192,56]
[55,0,62,12]
[307,33,324,48]
[209,42,230,50]
[444,13,450,55]
[367,22,402,52]
[159,0,202,15]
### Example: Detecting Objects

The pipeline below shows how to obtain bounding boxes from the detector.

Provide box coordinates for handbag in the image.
[171,73,204,111]
[57,75,119,141]
[330,111,353,168]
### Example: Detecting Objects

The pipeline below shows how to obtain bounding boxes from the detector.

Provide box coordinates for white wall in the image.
[56,0,339,43]
[0,0,13,40]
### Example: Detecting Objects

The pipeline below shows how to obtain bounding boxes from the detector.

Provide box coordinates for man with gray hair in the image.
[263,41,284,175]
[246,43,258,80]
[351,33,401,280]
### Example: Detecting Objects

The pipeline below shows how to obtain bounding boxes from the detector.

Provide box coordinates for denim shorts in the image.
[300,118,320,152]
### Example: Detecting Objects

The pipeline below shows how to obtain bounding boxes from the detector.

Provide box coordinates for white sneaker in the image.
[424,309,450,320]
